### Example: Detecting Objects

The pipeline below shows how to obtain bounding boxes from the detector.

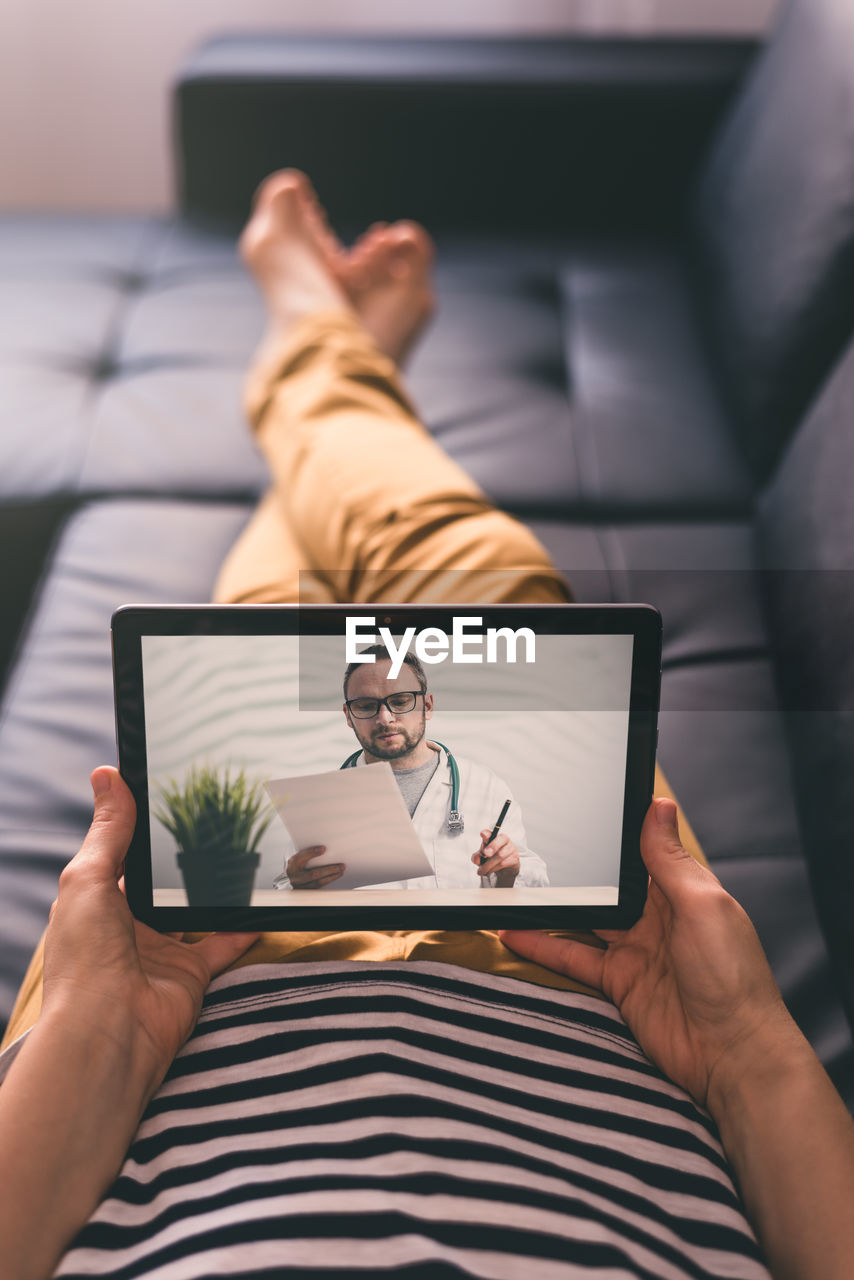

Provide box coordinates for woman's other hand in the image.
[43,766,259,1089]
[501,797,795,1109]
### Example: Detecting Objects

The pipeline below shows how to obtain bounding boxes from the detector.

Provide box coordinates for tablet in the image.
[112,603,661,933]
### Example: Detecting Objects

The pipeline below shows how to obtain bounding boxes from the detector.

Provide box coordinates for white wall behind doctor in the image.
[1,0,777,214]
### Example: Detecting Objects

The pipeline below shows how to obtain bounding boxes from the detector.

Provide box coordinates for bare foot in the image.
[337,221,435,365]
[239,170,353,339]
[241,169,434,367]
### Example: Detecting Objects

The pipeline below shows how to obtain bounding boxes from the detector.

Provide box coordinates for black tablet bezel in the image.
[113,602,661,933]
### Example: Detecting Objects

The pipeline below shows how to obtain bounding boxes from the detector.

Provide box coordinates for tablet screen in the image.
[115,604,660,930]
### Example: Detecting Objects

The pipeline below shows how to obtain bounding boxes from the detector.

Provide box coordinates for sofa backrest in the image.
[175,33,751,238]
[692,0,854,482]
[756,334,854,1023]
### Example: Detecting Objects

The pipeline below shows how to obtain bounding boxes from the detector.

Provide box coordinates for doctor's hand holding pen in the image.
[473,800,520,887]
[287,845,346,889]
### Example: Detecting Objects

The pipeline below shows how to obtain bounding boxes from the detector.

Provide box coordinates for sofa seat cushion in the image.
[0,498,251,1021]
[0,217,751,517]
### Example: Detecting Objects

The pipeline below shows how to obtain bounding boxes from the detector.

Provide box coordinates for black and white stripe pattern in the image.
[55,962,770,1278]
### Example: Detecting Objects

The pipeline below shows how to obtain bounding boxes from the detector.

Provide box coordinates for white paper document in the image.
[265,764,434,890]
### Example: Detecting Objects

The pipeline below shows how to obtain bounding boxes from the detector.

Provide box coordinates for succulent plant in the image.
[154,765,273,856]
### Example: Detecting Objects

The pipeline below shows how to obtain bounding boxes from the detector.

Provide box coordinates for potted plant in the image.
[154,765,273,906]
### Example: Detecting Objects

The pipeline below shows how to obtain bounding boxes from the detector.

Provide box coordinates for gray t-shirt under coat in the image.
[393,752,440,816]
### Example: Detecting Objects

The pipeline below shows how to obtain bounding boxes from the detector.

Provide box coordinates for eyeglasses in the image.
[345,691,426,719]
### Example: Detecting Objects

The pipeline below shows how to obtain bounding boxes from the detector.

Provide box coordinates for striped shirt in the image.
[52,962,770,1278]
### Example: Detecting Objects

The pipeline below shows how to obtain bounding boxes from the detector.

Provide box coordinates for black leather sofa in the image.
[2,0,853,1106]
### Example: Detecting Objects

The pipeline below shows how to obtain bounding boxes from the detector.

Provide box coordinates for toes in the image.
[287,175,344,258]
[239,172,310,265]
[364,221,391,240]
[386,221,434,267]
[371,222,434,284]
[251,168,312,216]
[338,224,392,291]
[332,218,435,313]
[243,169,344,266]
[349,223,390,262]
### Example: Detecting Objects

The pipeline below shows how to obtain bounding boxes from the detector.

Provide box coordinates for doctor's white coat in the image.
[355,743,549,890]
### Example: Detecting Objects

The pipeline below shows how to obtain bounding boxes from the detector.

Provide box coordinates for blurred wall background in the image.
[0,0,778,214]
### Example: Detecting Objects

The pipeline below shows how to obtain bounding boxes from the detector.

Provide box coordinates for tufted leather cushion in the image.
[692,0,854,479]
[410,244,752,517]
[0,218,751,518]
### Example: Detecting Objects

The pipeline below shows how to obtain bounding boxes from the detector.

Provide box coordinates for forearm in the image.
[709,1024,854,1280]
[0,1002,164,1280]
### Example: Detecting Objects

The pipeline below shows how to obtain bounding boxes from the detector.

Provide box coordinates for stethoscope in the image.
[340,739,464,832]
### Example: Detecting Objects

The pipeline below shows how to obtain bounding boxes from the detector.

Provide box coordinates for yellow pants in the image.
[1,309,706,1050]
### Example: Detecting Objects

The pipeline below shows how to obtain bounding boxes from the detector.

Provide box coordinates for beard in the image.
[356,714,426,762]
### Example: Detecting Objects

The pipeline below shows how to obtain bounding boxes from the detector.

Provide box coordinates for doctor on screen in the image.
[276,644,549,891]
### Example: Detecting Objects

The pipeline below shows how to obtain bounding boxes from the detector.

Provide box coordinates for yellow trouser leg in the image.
[214,311,569,608]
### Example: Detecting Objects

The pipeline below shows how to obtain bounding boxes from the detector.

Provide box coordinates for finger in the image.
[68,768,137,883]
[296,864,345,888]
[474,833,506,864]
[309,865,345,885]
[296,872,343,890]
[476,858,502,877]
[289,844,325,875]
[309,872,344,889]
[475,846,515,875]
[640,798,715,901]
[499,930,607,989]
[484,834,509,855]
[289,846,326,871]
[192,931,262,978]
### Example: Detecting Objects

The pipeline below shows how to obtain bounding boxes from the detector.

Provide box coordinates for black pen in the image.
[480,798,511,865]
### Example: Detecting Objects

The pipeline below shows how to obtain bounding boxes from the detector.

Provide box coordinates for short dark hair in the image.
[343,644,428,698]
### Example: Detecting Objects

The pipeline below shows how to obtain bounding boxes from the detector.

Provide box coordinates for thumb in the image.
[76,766,137,881]
[640,797,706,900]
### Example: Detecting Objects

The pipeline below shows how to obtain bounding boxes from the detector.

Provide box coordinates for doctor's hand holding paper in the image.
[285,844,346,889]
[276,643,549,891]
